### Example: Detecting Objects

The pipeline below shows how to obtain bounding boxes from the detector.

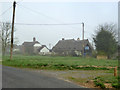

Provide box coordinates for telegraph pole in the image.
[10,1,16,60]
[82,22,84,41]
[82,22,85,56]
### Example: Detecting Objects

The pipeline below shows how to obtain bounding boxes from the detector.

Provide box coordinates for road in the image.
[2,66,83,88]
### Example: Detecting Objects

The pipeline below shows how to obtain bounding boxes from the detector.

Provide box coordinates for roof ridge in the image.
[60,39,75,41]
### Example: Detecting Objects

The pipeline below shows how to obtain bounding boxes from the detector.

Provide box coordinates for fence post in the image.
[114,66,117,77]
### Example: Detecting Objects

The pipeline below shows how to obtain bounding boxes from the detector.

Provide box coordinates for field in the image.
[2,55,119,89]
[2,55,118,70]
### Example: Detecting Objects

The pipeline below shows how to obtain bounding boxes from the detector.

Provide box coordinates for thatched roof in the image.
[22,41,40,47]
[52,39,93,52]
[38,45,49,51]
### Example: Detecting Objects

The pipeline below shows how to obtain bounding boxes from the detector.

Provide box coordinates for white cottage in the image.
[22,37,50,55]
[33,43,42,53]
[38,45,50,55]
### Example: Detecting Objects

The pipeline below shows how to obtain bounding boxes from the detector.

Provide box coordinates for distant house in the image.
[13,44,23,54]
[38,45,50,55]
[22,37,50,55]
[3,44,22,55]
[52,38,94,56]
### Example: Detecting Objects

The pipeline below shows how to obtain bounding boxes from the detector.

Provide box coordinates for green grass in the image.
[2,55,118,70]
[93,76,120,89]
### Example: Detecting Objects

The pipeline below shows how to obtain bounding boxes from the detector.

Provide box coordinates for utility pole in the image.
[82,22,84,41]
[10,1,16,60]
[82,22,85,56]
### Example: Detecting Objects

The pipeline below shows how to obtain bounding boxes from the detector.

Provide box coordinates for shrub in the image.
[94,76,119,89]
[112,83,120,88]
[94,81,106,89]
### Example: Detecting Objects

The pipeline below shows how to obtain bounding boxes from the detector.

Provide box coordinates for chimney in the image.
[62,38,64,40]
[77,38,80,41]
[33,37,36,42]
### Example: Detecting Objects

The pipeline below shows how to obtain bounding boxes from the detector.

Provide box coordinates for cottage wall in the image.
[40,47,49,53]
[39,47,50,55]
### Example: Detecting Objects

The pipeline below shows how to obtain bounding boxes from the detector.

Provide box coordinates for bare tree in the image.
[0,22,11,56]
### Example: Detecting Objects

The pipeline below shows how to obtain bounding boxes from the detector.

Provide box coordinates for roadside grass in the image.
[0,55,2,65]
[2,55,118,70]
[55,70,119,89]
[93,75,120,89]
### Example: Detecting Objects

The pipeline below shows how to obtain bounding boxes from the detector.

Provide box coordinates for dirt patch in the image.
[104,83,112,88]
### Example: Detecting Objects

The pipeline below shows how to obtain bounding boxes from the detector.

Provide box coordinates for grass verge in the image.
[2,55,118,70]
[93,76,120,89]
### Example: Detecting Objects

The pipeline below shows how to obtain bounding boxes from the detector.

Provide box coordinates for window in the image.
[85,46,89,50]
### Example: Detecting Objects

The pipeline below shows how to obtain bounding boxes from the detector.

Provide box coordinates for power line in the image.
[16,3,61,23]
[14,23,81,26]
[0,22,81,26]
[16,3,81,30]
[0,6,12,17]
[17,0,24,4]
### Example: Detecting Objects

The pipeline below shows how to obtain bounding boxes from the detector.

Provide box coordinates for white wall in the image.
[40,47,49,53]
[39,47,50,55]
[34,43,42,47]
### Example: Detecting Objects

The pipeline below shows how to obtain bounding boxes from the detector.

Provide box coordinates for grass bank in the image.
[2,55,118,70]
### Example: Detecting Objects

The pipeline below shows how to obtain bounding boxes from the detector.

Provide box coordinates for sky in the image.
[0,0,118,49]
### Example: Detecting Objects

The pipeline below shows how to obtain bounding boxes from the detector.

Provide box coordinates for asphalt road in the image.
[2,66,83,88]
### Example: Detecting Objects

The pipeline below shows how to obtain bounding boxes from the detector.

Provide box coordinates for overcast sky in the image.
[0,0,118,48]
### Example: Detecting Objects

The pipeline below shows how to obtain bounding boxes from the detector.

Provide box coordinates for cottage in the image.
[38,45,50,55]
[52,38,93,56]
[22,37,50,55]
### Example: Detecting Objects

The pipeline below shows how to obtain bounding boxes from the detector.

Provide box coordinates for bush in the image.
[92,50,97,58]
[94,82,106,89]
[98,51,107,56]
[112,83,120,88]
[94,76,119,89]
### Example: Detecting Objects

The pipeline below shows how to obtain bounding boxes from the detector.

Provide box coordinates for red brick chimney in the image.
[33,37,36,42]
[77,38,80,41]
[62,38,65,40]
